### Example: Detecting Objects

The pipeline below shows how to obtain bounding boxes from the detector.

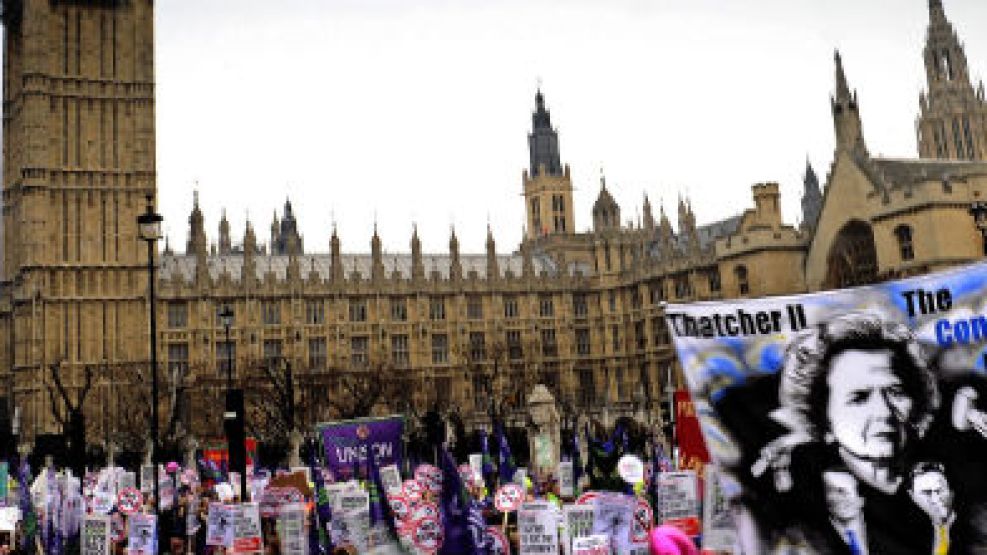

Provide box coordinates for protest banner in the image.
[126,513,156,555]
[232,502,263,554]
[558,461,574,497]
[81,514,110,555]
[561,504,595,555]
[379,464,403,496]
[139,465,154,494]
[0,462,7,503]
[278,503,307,555]
[589,492,636,554]
[573,535,611,555]
[317,415,404,476]
[206,503,235,547]
[664,263,987,552]
[674,389,709,476]
[518,501,560,555]
[702,464,736,552]
[655,471,699,536]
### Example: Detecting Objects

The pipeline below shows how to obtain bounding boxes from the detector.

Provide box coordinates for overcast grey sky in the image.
[153,0,987,255]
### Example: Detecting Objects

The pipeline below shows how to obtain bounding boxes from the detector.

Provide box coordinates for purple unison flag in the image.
[318,416,404,477]
[437,447,479,555]
[494,423,516,485]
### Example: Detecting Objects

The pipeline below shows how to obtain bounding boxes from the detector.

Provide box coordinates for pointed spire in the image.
[485,224,498,280]
[371,223,384,282]
[411,223,424,281]
[330,224,343,282]
[218,208,231,255]
[642,193,655,229]
[834,50,851,103]
[449,225,462,281]
[242,219,257,286]
[929,0,946,23]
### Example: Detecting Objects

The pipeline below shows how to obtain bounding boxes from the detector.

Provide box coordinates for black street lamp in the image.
[219,306,234,389]
[136,194,163,531]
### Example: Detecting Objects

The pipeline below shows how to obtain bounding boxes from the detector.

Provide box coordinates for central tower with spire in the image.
[916,0,987,160]
[522,89,575,240]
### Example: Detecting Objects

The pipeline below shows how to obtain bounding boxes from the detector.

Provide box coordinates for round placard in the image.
[493,483,524,513]
[618,454,645,484]
[388,494,411,522]
[575,491,599,505]
[402,479,424,502]
[414,464,443,495]
[116,487,143,515]
[410,500,440,523]
[632,497,654,542]
[411,515,444,553]
[486,526,511,554]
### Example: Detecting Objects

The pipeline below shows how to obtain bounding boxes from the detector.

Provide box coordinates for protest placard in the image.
[278,502,307,555]
[206,502,235,547]
[562,504,595,555]
[379,464,403,496]
[573,534,611,555]
[0,462,8,503]
[702,465,737,551]
[81,514,110,555]
[126,513,156,555]
[655,471,699,536]
[558,461,574,497]
[335,489,369,516]
[118,471,136,492]
[468,453,483,483]
[590,492,636,554]
[232,502,263,554]
[139,464,154,494]
[494,483,524,513]
[518,501,559,554]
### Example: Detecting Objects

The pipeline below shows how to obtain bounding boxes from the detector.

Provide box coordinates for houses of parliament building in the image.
[1,0,986,453]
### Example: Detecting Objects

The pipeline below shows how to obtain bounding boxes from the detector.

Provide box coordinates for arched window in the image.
[895,224,914,261]
[735,265,750,296]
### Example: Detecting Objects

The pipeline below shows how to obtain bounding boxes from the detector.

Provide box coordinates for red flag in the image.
[674,389,709,473]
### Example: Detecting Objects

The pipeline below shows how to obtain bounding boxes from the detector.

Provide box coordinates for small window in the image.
[506,330,523,360]
[572,293,588,318]
[735,265,750,296]
[431,334,449,364]
[649,281,665,304]
[349,298,367,322]
[652,317,670,346]
[263,339,282,367]
[350,336,369,368]
[539,294,554,317]
[167,302,187,329]
[469,332,486,361]
[608,291,617,312]
[504,296,519,319]
[262,301,281,326]
[216,341,235,375]
[390,297,407,321]
[167,343,189,374]
[575,328,591,356]
[611,325,620,352]
[391,334,409,368]
[541,328,558,357]
[429,297,446,321]
[708,270,721,293]
[308,338,327,369]
[895,224,914,261]
[306,300,325,325]
[578,368,595,406]
[467,295,483,320]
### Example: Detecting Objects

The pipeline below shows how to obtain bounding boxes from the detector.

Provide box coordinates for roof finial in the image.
[834,49,851,101]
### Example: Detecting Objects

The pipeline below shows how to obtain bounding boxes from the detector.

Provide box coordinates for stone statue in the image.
[527,384,561,478]
[288,429,303,468]
[183,436,199,471]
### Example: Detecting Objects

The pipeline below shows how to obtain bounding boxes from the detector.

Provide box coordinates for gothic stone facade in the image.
[2,0,987,449]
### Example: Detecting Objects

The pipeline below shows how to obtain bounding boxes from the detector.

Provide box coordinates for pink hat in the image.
[649,526,699,555]
[166,462,180,473]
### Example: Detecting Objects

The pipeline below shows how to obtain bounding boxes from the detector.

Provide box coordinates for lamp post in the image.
[970,202,987,256]
[219,306,234,389]
[136,194,163,531]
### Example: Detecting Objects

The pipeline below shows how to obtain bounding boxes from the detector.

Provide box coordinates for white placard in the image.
[558,461,575,498]
[127,513,156,554]
[335,490,370,515]
[0,507,18,532]
[702,465,737,551]
[139,465,155,494]
[379,464,403,497]
[573,534,612,555]
[468,454,483,482]
[232,502,263,553]
[206,503,235,547]
[562,504,595,555]
[278,503,307,555]
[81,514,111,555]
[514,467,528,488]
[118,471,136,492]
[518,501,560,554]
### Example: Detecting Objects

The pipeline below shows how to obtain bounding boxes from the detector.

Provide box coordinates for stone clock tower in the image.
[0,0,156,440]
